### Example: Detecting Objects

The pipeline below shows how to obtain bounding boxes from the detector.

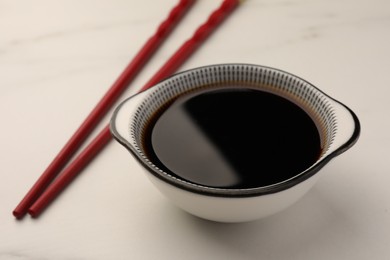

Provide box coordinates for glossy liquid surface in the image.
[145,88,322,189]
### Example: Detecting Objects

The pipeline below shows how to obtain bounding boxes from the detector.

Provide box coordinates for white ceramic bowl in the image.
[110,64,360,223]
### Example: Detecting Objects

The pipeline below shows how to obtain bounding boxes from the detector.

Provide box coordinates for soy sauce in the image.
[144,88,322,189]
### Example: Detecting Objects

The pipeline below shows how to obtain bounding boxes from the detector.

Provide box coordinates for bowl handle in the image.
[110,90,151,147]
[326,99,360,156]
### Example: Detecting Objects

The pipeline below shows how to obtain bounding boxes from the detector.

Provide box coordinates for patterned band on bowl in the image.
[130,64,337,162]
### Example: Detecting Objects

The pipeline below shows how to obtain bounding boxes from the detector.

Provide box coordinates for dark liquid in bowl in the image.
[144,88,322,189]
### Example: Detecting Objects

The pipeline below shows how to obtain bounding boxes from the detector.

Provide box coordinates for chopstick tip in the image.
[12,209,26,219]
[27,208,38,218]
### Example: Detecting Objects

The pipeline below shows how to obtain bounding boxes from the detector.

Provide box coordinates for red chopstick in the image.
[28,0,241,218]
[13,0,195,219]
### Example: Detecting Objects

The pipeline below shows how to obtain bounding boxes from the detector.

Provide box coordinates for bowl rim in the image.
[110,63,361,197]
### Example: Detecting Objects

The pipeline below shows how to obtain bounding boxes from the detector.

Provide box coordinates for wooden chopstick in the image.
[13,0,195,219]
[27,0,241,218]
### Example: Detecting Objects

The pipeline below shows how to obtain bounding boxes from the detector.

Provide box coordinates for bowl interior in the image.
[131,65,337,163]
[121,64,341,196]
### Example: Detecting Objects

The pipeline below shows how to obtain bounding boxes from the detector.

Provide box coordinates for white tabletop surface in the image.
[1,0,389,259]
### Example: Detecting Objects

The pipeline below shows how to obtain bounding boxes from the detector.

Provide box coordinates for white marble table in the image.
[1,0,389,259]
